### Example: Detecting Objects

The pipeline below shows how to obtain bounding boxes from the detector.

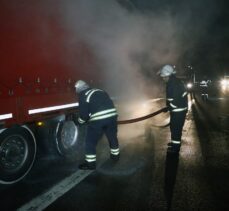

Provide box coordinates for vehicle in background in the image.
[186,82,193,90]
[220,76,229,95]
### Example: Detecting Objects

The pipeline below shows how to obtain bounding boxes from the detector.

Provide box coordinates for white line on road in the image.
[17,143,127,211]
[17,170,93,211]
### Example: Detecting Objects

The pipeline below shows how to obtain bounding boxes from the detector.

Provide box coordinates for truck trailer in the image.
[0,1,100,184]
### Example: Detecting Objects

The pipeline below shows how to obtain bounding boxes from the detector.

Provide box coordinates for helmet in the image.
[75,80,89,93]
[159,65,176,77]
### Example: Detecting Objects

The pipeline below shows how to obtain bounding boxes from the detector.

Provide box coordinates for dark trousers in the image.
[170,111,187,142]
[85,117,119,155]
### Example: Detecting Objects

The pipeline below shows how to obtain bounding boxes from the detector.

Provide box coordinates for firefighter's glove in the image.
[72,113,80,126]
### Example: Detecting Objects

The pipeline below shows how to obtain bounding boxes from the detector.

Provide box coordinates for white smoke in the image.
[59,0,182,99]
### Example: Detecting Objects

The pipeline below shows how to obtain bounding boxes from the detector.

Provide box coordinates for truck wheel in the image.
[0,126,36,184]
[55,120,79,158]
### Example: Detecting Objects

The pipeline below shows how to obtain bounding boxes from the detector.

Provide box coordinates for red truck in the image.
[0,1,100,184]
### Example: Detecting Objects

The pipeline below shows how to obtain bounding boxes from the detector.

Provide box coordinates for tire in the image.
[55,120,79,158]
[0,126,36,184]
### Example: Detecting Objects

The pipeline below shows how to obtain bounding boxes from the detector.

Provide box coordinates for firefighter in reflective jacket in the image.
[158,65,188,153]
[75,80,120,170]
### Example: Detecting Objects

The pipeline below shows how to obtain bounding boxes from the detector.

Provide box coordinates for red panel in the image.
[0,91,78,126]
[0,0,100,83]
[0,1,101,126]
[0,98,17,115]
[0,97,18,127]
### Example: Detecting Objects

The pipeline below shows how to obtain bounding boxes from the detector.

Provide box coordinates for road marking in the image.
[17,170,94,211]
[17,143,127,211]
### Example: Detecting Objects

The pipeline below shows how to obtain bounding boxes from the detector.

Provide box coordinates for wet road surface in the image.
[0,97,229,211]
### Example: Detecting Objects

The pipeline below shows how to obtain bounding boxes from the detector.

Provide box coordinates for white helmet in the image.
[159,65,176,77]
[75,80,89,93]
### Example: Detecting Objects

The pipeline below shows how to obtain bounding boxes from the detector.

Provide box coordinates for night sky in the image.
[118,0,229,79]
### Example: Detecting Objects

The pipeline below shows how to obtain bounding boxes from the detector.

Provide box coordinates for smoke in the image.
[59,0,227,99]
[59,0,185,99]
[170,0,224,75]
[126,0,228,76]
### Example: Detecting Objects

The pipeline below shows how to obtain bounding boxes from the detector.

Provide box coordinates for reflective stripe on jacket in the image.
[78,88,117,124]
[89,108,117,121]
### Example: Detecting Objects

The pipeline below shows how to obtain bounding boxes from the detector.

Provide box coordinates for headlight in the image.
[187,83,193,89]
[220,79,229,91]
[221,79,228,86]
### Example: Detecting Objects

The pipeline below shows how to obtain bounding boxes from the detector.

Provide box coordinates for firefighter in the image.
[158,65,188,153]
[75,80,120,170]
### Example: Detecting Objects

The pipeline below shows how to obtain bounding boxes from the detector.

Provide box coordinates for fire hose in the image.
[117,107,169,127]
[74,107,169,127]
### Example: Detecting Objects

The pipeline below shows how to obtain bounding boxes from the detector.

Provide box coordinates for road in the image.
[0,96,229,211]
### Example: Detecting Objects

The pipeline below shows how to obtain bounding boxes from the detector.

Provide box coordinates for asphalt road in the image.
[1,96,229,211]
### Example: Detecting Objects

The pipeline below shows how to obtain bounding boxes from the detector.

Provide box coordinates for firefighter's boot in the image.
[110,153,120,162]
[79,161,96,170]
